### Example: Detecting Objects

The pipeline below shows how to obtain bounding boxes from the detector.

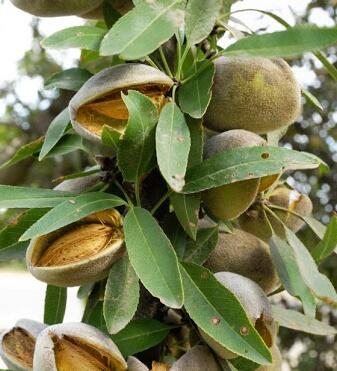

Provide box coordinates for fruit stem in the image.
[151,189,173,215]
[145,56,161,70]
[261,205,275,236]
[159,46,173,78]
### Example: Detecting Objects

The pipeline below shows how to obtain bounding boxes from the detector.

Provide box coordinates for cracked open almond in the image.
[0,319,46,371]
[69,64,173,143]
[26,209,124,287]
[33,322,127,371]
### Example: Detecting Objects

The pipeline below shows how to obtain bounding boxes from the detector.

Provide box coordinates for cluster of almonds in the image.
[0,274,280,371]
[5,1,315,370]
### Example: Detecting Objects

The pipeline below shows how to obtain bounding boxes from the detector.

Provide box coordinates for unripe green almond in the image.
[204,229,280,294]
[69,63,173,143]
[0,319,46,371]
[199,272,275,360]
[33,322,127,371]
[10,0,103,17]
[239,186,313,241]
[81,0,134,19]
[202,129,276,220]
[257,344,282,371]
[26,209,125,287]
[204,57,301,134]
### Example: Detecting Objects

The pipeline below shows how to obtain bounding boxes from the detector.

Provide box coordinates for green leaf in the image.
[124,207,184,308]
[181,263,272,365]
[270,235,316,317]
[185,0,222,45]
[183,146,322,193]
[176,225,218,264]
[101,125,122,152]
[44,285,67,325]
[104,256,140,334]
[314,51,337,83]
[222,25,337,58]
[86,301,108,334]
[272,305,337,336]
[0,208,48,261]
[312,215,337,261]
[302,89,323,112]
[0,137,43,170]
[20,192,126,241]
[102,0,122,28]
[303,216,326,239]
[156,102,191,192]
[110,319,171,357]
[39,108,70,161]
[170,193,200,240]
[170,118,203,239]
[44,68,93,91]
[117,91,159,182]
[0,186,73,209]
[179,60,215,119]
[42,26,106,51]
[44,134,86,159]
[100,0,185,59]
[286,228,337,305]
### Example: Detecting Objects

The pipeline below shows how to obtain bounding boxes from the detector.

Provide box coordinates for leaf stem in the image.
[180,53,219,85]
[135,178,142,207]
[151,189,173,215]
[159,46,173,78]
[146,56,160,70]
[114,180,133,207]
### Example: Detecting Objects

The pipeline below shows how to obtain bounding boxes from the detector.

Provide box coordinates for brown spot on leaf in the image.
[261,152,269,159]
[240,326,249,336]
[211,317,221,325]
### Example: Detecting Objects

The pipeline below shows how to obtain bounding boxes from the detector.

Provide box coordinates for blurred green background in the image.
[0,0,336,369]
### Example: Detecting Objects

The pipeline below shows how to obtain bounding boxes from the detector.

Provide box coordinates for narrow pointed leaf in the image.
[20,192,126,241]
[110,319,171,357]
[0,137,43,170]
[0,186,73,209]
[179,60,215,119]
[100,0,186,59]
[117,91,158,182]
[171,118,203,239]
[0,208,48,261]
[104,256,140,334]
[222,25,337,58]
[102,125,122,152]
[44,285,67,325]
[170,193,200,240]
[312,215,337,261]
[270,235,316,317]
[286,228,337,305]
[272,305,337,336]
[184,146,323,193]
[44,68,93,91]
[176,225,218,264]
[42,26,106,51]
[181,263,272,365]
[185,0,222,45]
[156,102,191,192]
[44,134,86,159]
[39,108,70,160]
[124,207,184,308]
